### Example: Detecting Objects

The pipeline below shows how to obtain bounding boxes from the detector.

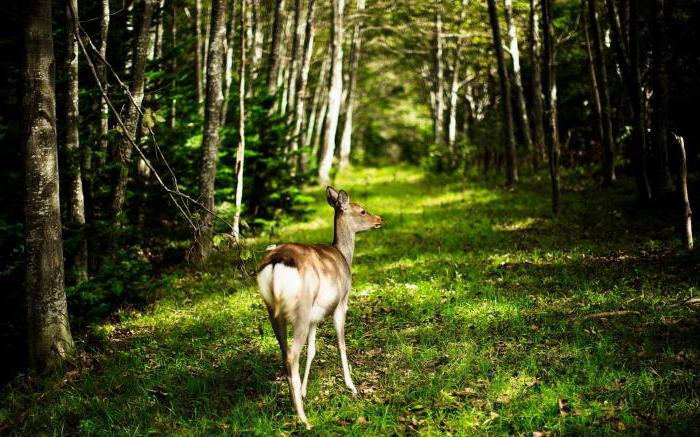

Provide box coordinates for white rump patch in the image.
[272,264,303,322]
[257,264,275,307]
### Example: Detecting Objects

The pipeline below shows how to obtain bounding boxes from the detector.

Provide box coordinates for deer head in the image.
[326,186,383,233]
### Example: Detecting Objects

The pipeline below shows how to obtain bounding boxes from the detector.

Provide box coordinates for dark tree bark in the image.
[111,0,156,222]
[487,0,518,186]
[195,0,228,261]
[63,0,87,284]
[529,0,546,168]
[504,0,534,165]
[587,0,616,185]
[267,0,287,94]
[338,0,366,170]
[22,0,75,372]
[318,0,345,185]
[650,0,673,193]
[542,0,560,213]
[605,0,651,201]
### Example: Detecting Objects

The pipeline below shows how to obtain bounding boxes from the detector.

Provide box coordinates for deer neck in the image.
[332,212,356,267]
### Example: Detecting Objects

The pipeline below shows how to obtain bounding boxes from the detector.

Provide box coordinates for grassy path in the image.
[3,166,699,434]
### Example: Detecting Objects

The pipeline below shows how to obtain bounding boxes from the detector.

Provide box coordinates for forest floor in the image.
[2,166,700,435]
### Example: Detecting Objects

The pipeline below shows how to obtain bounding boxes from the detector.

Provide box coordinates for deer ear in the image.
[338,190,350,210]
[326,186,339,207]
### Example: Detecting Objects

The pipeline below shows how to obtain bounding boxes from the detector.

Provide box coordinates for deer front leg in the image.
[333,300,358,396]
[288,320,311,429]
[301,323,317,399]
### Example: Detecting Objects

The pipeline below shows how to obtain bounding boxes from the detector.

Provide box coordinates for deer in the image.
[256,186,383,428]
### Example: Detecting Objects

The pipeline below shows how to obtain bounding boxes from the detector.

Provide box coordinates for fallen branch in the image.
[579,310,640,321]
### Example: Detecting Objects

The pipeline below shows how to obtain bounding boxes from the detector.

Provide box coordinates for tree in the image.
[586,0,615,185]
[529,0,546,168]
[487,0,518,185]
[112,0,157,222]
[267,0,287,94]
[195,0,228,260]
[63,0,87,284]
[504,0,534,167]
[432,3,446,151]
[318,0,345,185]
[22,0,74,371]
[338,0,367,170]
[650,0,673,193]
[445,0,468,164]
[291,0,317,162]
[233,0,248,240]
[542,0,560,213]
[195,0,204,114]
[95,0,110,168]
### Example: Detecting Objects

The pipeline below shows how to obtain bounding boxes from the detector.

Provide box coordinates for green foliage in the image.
[3,166,699,434]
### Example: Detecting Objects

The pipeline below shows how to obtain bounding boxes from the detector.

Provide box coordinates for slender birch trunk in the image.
[433,4,446,150]
[504,0,534,163]
[64,0,87,284]
[287,0,306,114]
[195,0,204,115]
[169,0,177,128]
[233,0,247,240]
[318,0,345,185]
[292,0,317,162]
[23,0,75,372]
[267,0,287,94]
[112,0,156,222]
[250,0,263,79]
[529,0,546,168]
[673,133,693,250]
[587,0,615,185]
[338,0,366,170]
[488,0,518,185]
[542,0,560,213]
[305,56,328,151]
[96,0,110,168]
[195,0,228,261]
[221,0,237,125]
[446,0,468,165]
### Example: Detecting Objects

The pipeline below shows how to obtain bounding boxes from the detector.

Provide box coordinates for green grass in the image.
[3,166,700,435]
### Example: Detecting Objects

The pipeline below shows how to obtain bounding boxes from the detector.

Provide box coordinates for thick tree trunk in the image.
[233,0,247,240]
[650,0,673,193]
[433,5,446,150]
[605,0,651,201]
[292,0,317,162]
[529,0,546,169]
[287,0,306,114]
[587,0,615,185]
[221,0,237,125]
[195,0,228,261]
[487,0,518,186]
[195,0,204,114]
[96,0,110,168]
[504,0,534,164]
[673,134,693,250]
[318,0,345,185]
[64,0,87,284]
[22,0,75,372]
[338,0,366,170]
[111,0,156,222]
[542,0,560,213]
[267,0,287,94]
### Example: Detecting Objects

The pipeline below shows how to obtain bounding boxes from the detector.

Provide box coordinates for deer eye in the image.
[360,210,366,215]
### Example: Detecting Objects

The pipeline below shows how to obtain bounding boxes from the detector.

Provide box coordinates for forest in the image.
[2,0,700,433]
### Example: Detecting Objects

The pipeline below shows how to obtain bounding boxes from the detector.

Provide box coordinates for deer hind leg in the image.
[288,318,311,428]
[301,323,317,399]
[333,297,358,396]
[265,305,287,367]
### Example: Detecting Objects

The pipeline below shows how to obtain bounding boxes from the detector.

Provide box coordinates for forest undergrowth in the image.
[2,166,699,435]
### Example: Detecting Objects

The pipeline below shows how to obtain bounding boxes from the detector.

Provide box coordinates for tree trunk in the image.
[673,134,693,250]
[605,0,651,201]
[318,0,345,185]
[233,0,247,240]
[587,0,616,185]
[529,0,546,169]
[64,0,87,284]
[267,0,287,94]
[154,0,165,59]
[292,0,317,163]
[169,0,177,128]
[112,0,156,222]
[305,56,328,155]
[195,0,228,261]
[22,0,74,372]
[250,0,264,80]
[96,0,110,168]
[433,4,446,151]
[338,0,366,170]
[582,0,605,178]
[487,0,518,186]
[542,0,560,213]
[221,0,237,125]
[287,0,306,114]
[504,0,534,165]
[650,0,673,193]
[446,0,468,166]
[312,83,329,165]
[195,0,204,115]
